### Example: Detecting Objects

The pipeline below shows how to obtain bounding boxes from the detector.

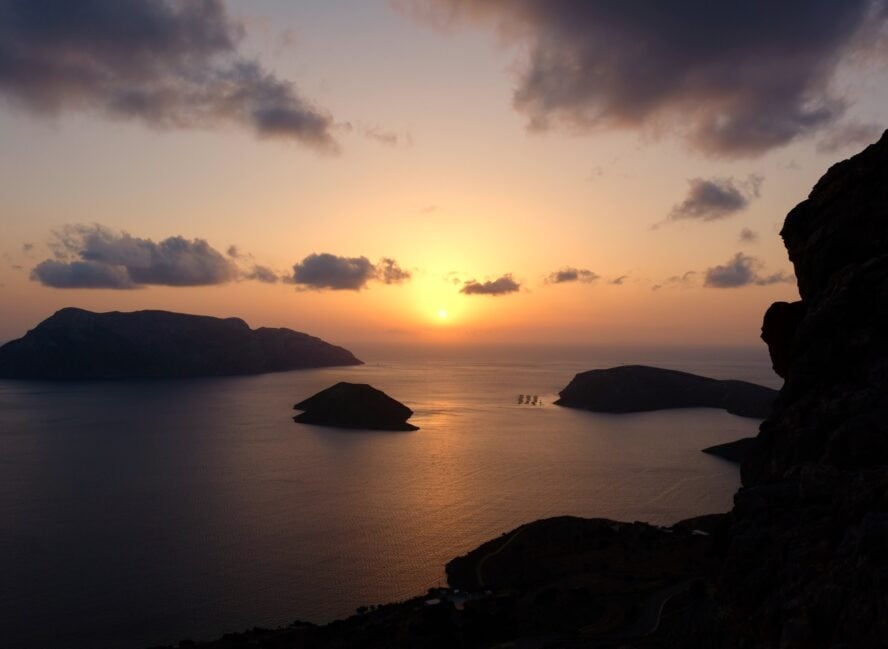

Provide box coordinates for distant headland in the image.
[555,364,778,419]
[0,308,362,380]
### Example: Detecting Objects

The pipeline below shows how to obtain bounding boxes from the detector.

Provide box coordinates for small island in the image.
[0,308,362,379]
[555,364,778,419]
[293,382,419,431]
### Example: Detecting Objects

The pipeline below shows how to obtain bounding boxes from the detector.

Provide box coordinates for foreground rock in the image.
[0,308,361,379]
[714,131,888,648]
[556,365,778,419]
[293,382,418,431]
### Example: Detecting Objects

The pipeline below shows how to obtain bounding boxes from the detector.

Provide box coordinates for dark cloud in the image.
[402,0,887,155]
[21,242,33,252]
[816,121,883,153]
[739,227,759,243]
[31,259,136,289]
[704,253,794,288]
[669,176,762,222]
[610,275,628,285]
[30,224,238,289]
[461,274,521,296]
[244,264,279,283]
[545,267,599,284]
[290,253,411,290]
[227,245,242,259]
[377,258,412,284]
[0,0,336,150]
[291,253,375,290]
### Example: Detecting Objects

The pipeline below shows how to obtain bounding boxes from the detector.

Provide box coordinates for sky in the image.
[1,0,886,346]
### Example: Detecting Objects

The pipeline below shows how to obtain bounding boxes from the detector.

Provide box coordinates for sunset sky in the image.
[1,0,886,346]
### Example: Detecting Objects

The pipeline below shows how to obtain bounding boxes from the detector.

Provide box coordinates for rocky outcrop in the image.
[556,365,777,419]
[707,130,888,649]
[0,308,362,379]
[749,130,888,484]
[293,382,418,431]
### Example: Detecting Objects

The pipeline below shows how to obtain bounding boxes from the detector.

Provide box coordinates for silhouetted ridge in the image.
[0,307,361,379]
[293,382,418,431]
[555,364,777,419]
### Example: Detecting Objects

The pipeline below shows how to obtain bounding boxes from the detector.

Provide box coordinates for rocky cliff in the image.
[0,308,362,379]
[713,130,888,648]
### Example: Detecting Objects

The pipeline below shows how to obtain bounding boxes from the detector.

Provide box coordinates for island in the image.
[0,307,362,379]
[555,364,778,418]
[293,382,419,431]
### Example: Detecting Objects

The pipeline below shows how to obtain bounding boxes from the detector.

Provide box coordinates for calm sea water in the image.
[0,344,778,649]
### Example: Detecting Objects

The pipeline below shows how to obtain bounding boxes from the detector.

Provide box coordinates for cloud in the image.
[739,227,759,243]
[30,224,238,289]
[461,274,520,296]
[0,0,336,150]
[610,275,628,285]
[545,267,599,284]
[704,253,794,288]
[816,121,883,153]
[668,176,762,222]
[243,264,279,283]
[291,253,375,290]
[31,259,136,289]
[289,253,411,290]
[377,258,412,284]
[400,0,887,156]
[654,270,698,291]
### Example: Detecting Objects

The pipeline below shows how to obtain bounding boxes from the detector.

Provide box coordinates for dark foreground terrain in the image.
[160,133,888,648]
[0,308,361,379]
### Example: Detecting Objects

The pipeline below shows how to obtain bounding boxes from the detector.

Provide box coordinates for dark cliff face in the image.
[717,131,888,648]
[748,130,888,486]
[0,307,362,379]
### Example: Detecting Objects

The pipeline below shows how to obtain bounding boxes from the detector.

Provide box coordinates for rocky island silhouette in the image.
[0,308,362,379]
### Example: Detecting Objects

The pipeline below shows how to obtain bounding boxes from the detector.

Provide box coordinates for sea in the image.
[0,343,780,649]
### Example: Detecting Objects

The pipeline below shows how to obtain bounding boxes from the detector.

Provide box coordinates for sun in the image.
[437,308,448,320]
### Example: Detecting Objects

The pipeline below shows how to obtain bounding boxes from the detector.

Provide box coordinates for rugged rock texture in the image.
[556,365,777,419]
[293,382,418,431]
[714,130,888,648]
[0,308,362,379]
